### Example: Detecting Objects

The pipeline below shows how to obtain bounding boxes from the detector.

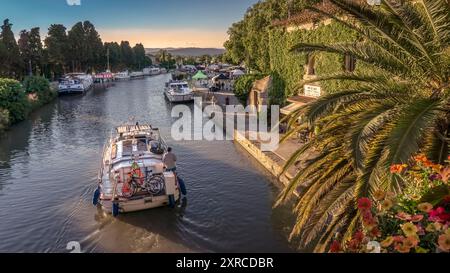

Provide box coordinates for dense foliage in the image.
[224,0,319,73]
[22,76,56,106]
[0,78,29,125]
[233,74,265,105]
[0,19,152,80]
[280,0,450,252]
[0,76,57,131]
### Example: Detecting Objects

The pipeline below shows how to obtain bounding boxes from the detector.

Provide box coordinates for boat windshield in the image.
[122,138,148,156]
[171,84,189,91]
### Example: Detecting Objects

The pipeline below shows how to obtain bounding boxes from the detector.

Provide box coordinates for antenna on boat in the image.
[106,48,111,72]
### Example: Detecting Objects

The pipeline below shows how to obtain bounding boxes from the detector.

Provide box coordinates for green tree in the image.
[67,22,86,72]
[0,19,22,78]
[67,21,103,72]
[132,43,147,69]
[120,41,134,68]
[18,27,43,76]
[280,0,450,252]
[83,21,104,72]
[104,42,122,71]
[44,24,68,78]
[157,50,176,69]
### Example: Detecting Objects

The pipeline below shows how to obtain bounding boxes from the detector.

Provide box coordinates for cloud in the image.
[66,0,81,6]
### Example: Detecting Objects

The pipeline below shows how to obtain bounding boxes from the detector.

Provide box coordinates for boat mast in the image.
[107,48,110,72]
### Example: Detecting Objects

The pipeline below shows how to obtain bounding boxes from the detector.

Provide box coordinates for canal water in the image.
[0,74,295,253]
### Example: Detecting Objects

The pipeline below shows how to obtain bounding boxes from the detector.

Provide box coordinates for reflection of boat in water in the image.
[94,124,187,216]
[164,81,194,103]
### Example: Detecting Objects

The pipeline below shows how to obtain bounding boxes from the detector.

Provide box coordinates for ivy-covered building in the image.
[268,0,372,114]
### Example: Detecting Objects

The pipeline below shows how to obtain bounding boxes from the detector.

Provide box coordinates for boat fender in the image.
[168,194,176,208]
[112,202,120,217]
[178,177,187,196]
[93,187,101,206]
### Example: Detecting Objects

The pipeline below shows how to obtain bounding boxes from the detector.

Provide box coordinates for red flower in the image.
[358,198,372,211]
[329,241,341,253]
[363,216,377,229]
[429,207,450,223]
[353,231,365,243]
[369,227,381,238]
[444,195,450,203]
[347,239,361,251]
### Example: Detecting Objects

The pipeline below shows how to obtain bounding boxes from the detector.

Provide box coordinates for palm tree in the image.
[279,0,450,252]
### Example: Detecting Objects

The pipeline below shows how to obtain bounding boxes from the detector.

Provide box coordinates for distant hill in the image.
[145,48,225,57]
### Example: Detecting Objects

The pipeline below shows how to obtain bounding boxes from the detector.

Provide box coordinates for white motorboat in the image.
[94,124,187,216]
[164,81,194,103]
[58,73,93,94]
[114,71,131,81]
[150,68,161,75]
[143,67,161,76]
[130,71,145,79]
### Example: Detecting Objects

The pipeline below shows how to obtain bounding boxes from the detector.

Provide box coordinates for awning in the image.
[192,71,208,80]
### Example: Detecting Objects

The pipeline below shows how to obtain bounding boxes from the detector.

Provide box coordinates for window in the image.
[344,54,356,72]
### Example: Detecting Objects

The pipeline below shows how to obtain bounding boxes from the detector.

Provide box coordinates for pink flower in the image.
[411,215,424,223]
[396,212,412,221]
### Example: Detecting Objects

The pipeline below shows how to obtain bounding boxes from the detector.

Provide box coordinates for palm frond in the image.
[418,0,450,48]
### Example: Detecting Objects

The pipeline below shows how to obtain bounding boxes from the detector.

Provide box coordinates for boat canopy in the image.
[116,124,152,134]
[192,71,208,80]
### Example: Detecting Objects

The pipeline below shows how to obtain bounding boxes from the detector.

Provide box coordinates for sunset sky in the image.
[0,0,258,48]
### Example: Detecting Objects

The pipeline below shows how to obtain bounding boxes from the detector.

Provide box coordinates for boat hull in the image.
[100,192,181,213]
[164,91,194,103]
[58,87,89,95]
[115,77,130,81]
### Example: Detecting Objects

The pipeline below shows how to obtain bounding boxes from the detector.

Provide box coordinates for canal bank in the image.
[0,74,295,253]
[194,89,300,196]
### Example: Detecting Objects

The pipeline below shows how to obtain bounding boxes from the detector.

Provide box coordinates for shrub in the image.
[0,78,30,124]
[233,74,265,105]
[22,76,56,106]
